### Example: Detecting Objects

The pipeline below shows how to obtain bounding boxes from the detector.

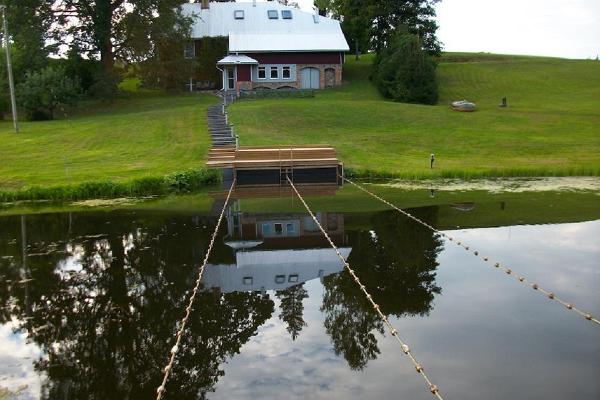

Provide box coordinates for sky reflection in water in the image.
[0,200,598,400]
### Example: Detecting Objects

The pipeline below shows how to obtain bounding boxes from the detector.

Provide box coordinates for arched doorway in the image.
[325,68,336,88]
[301,67,320,89]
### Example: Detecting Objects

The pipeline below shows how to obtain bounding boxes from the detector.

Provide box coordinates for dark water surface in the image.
[0,190,599,399]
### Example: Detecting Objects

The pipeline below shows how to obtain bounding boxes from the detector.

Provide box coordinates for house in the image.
[180,0,350,93]
[202,210,351,293]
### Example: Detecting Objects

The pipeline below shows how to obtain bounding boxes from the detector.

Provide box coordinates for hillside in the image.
[229,53,600,178]
[0,94,216,191]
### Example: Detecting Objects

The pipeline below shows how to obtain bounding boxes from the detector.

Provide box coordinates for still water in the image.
[0,187,599,399]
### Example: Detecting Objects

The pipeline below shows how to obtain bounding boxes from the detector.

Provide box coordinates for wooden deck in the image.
[207,145,343,186]
[207,145,340,169]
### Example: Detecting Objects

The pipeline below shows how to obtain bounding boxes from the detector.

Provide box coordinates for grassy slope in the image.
[0,93,217,191]
[229,53,600,178]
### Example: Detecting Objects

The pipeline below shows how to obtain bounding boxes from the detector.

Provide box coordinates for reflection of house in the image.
[202,207,350,293]
[181,1,349,92]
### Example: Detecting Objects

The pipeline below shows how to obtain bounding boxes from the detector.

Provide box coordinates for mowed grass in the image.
[0,93,217,190]
[229,53,600,178]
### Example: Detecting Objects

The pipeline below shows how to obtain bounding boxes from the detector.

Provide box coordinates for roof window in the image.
[282,10,293,19]
[234,10,244,20]
[268,10,279,19]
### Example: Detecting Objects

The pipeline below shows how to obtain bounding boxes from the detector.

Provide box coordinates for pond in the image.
[0,184,599,400]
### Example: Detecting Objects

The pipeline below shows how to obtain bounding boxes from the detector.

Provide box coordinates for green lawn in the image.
[229,53,600,178]
[0,93,217,191]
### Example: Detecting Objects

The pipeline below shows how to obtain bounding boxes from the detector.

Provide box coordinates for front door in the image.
[226,66,236,91]
[301,67,320,89]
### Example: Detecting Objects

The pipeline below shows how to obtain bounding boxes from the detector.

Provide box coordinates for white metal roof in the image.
[229,32,349,52]
[217,54,259,64]
[180,1,349,53]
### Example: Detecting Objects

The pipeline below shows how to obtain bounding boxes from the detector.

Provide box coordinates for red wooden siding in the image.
[237,65,252,82]
[251,52,342,65]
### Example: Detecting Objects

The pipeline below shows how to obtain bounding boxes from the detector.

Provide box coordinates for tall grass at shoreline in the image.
[0,169,219,202]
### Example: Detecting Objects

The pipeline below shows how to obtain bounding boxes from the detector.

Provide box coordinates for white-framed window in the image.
[286,222,295,233]
[184,42,195,59]
[270,66,279,79]
[234,10,244,19]
[288,274,299,283]
[268,10,278,19]
[282,66,291,79]
[282,10,292,19]
[274,223,283,235]
[258,66,266,79]
[261,222,270,234]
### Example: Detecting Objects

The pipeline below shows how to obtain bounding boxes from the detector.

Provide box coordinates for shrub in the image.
[373,32,438,105]
[17,66,81,120]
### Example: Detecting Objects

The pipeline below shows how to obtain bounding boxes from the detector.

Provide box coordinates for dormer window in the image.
[268,10,278,19]
[234,10,244,19]
[282,10,292,19]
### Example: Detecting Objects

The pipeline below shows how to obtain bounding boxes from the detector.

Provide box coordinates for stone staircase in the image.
[207,93,237,148]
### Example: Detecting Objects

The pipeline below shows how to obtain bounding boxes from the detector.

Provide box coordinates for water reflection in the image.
[3,198,594,399]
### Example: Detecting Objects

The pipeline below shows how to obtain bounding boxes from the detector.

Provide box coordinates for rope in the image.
[344,177,600,326]
[287,176,444,399]
[156,179,237,400]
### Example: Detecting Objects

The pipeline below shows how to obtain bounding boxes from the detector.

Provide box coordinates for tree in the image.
[17,67,81,120]
[0,0,53,115]
[373,32,438,104]
[276,283,309,340]
[52,1,194,72]
[337,0,441,55]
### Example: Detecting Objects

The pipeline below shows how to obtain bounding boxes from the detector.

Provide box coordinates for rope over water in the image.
[287,176,445,400]
[156,179,237,400]
[343,177,600,327]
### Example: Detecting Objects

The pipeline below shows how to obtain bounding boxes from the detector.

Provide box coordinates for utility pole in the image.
[0,5,19,133]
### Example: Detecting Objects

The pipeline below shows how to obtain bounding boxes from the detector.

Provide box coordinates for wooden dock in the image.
[207,145,343,186]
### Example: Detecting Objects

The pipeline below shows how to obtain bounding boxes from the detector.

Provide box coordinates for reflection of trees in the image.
[0,212,274,399]
[276,284,308,341]
[321,207,443,370]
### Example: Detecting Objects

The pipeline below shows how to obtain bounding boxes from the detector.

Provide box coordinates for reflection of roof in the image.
[202,248,351,292]
[217,55,259,65]
[180,2,349,52]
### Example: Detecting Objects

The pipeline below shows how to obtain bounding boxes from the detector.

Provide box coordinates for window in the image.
[274,223,283,235]
[288,274,299,283]
[268,10,279,19]
[270,66,279,79]
[184,42,195,59]
[243,277,253,285]
[275,275,286,284]
[286,223,295,233]
[234,10,244,19]
[282,66,291,79]
[258,66,266,79]
[313,14,320,23]
[261,223,270,234]
[282,10,292,19]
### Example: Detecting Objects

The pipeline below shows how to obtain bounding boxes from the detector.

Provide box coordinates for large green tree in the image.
[337,0,442,55]
[52,1,193,71]
[373,31,439,104]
